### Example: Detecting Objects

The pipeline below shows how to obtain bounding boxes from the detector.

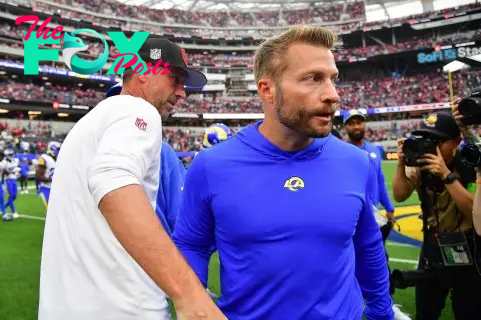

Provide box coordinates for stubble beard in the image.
[274,84,332,139]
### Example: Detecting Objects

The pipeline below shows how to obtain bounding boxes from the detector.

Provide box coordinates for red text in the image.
[111,53,172,75]
[16,15,63,41]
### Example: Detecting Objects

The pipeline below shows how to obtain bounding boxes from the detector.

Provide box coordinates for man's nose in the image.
[175,84,186,99]
[323,81,341,104]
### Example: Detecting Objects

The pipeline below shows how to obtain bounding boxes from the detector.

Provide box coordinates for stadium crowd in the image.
[1,69,480,113]
[3,114,481,155]
[36,0,365,28]
[0,78,105,107]
[2,24,481,65]
[0,120,52,154]
[22,0,480,38]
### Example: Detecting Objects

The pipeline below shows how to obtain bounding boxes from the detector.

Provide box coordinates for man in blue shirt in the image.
[344,112,411,320]
[173,25,393,320]
[155,141,186,237]
[343,111,396,223]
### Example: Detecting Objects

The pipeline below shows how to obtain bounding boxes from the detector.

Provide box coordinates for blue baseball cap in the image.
[343,110,366,124]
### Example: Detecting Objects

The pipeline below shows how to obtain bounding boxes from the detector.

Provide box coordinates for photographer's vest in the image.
[405,154,476,232]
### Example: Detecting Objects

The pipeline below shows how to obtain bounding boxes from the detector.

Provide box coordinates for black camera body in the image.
[458,88,481,125]
[402,136,438,167]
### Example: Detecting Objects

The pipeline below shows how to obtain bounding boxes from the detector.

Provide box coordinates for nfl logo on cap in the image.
[150,49,162,60]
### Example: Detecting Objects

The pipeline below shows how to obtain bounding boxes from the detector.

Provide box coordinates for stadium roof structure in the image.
[115,0,479,21]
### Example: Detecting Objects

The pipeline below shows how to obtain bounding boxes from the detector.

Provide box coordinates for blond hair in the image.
[253,25,338,84]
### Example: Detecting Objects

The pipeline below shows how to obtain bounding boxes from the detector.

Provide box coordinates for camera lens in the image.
[458,97,481,118]
[403,139,420,158]
[461,144,481,167]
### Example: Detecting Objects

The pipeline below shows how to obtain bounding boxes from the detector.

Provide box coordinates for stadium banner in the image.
[0,59,118,82]
[416,40,481,64]
[171,112,199,118]
[0,98,91,112]
[384,152,400,161]
[370,102,450,114]
[202,113,265,120]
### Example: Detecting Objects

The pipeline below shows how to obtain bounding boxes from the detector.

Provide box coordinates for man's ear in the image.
[136,73,148,84]
[258,78,275,104]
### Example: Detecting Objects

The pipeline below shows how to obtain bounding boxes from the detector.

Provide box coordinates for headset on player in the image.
[202,123,234,148]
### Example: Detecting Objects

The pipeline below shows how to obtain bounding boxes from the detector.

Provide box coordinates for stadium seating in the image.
[3,24,481,64]
[2,70,480,112]
[27,0,481,37]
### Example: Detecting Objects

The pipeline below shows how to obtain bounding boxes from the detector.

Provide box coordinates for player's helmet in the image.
[202,123,234,148]
[3,148,14,158]
[47,141,62,158]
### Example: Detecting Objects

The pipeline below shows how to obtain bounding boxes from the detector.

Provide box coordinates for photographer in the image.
[393,108,481,320]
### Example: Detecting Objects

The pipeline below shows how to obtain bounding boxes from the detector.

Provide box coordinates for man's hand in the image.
[175,300,227,320]
[418,147,450,179]
[397,138,406,165]
[98,185,226,320]
[452,96,466,130]
[386,211,395,221]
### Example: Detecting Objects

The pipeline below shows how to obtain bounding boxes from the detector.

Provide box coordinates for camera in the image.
[391,228,446,289]
[458,88,481,125]
[391,268,439,289]
[461,143,481,167]
[402,136,438,167]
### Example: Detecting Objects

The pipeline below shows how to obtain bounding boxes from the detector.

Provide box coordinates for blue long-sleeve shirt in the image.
[360,141,395,213]
[172,121,393,320]
[155,142,186,237]
[19,162,29,177]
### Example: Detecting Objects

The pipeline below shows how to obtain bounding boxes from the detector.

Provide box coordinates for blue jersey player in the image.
[36,141,61,209]
[343,111,411,320]
[1,148,20,219]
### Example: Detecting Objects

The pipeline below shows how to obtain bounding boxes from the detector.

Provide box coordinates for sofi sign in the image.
[16,15,172,76]
[417,44,481,64]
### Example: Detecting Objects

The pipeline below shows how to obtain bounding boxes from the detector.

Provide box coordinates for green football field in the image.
[0,161,455,319]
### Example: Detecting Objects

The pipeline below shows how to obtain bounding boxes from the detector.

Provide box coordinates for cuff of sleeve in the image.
[364,306,395,320]
[385,205,395,213]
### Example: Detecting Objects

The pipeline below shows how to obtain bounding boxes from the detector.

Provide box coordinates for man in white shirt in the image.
[38,38,226,320]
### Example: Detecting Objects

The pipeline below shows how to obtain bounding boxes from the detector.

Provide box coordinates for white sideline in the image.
[18,214,46,221]
[386,241,417,248]
[389,257,418,265]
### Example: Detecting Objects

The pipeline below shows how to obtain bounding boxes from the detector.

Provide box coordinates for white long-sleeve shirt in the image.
[38,95,169,320]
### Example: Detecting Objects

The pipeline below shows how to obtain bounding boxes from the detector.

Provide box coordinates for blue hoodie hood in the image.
[235,121,331,161]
